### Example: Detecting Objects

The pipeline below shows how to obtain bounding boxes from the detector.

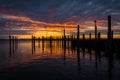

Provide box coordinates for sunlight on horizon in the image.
[17,33,120,39]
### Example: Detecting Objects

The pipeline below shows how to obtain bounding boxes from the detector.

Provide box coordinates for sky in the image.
[0,0,120,38]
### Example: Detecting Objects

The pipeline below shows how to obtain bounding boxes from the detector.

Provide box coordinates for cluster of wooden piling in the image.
[9,35,18,57]
[72,15,118,53]
[6,16,119,77]
[30,16,114,41]
[8,15,120,55]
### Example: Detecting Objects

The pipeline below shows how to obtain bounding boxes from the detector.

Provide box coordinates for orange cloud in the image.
[0,14,111,38]
[1,14,108,29]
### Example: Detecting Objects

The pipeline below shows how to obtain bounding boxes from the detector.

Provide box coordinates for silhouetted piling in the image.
[38,37,40,48]
[63,29,66,61]
[82,34,85,40]
[63,29,66,48]
[97,32,101,62]
[9,35,11,41]
[34,36,36,52]
[107,15,113,53]
[32,35,36,54]
[67,35,69,41]
[98,32,101,40]
[108,15,112,40]
[77,25,80,40]
[50,36,52,43]
[9,35,12,58]
[63,29,66,63]
[42,36,44,53]
[76,25,81,71]
[50,36,52,55]
[89,33,91,40]
[106,15,114,80]
[9,35,12,47]
[71,35,73,41]
[95,20,97,39]
[77,42,80,72]
[94,20,98,69]
[63,29,65,38]
[9,35,19,57]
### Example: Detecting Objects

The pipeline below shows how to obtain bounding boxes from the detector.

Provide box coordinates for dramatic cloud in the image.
[0,0,120,36]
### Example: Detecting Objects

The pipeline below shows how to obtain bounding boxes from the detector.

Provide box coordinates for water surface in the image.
[0,40,120,80]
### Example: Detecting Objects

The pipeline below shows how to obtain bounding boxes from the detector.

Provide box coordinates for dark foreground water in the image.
[0,40,120,80]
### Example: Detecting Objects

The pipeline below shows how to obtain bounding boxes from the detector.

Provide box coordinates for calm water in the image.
[0,40,120,80]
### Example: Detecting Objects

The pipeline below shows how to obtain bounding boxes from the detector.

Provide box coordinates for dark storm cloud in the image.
[0,0,119,22]
[0,0,120,21]
[0,0,120,35]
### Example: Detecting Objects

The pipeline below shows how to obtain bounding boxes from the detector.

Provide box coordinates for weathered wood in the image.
[108,15,112,40]
[77,25,80,40]
[89,33,91,40]
[98,32,101,40]
[95,20,97,39]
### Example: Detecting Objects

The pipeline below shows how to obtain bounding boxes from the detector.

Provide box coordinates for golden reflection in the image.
[17,33,120,39]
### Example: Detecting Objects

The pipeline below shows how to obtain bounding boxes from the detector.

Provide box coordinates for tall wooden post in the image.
[94,20,98,69]
[77,25,80,71]
[63,29,66,42]
[107,16,113,80]
[95,20,97,39]
[42,36,44,53]
[9,35,12,58]
[63,29,66,63]
[108,15,111,40]
[63,29,66,46]
[9,35,12,57]
[77,25,80,47]
[77,25,80,40]
[89,33,91,40]
[98,32,101,40]
[63,29,65,38]
[9,35,12,45]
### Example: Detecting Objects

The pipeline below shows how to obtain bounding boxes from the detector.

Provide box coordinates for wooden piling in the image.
[77,25,80,71]
[38,37,40,48]
[63,29,65,39]
[77,25,80,47]
[9,35,12,45]
[83,34,85,40]
[42,36,44,53]
[98,32,101,40]
[94,20,97,39]
[89,33,91,40]
[63,29,66,49]
[108,15,112,40]
[77,25,80,40]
